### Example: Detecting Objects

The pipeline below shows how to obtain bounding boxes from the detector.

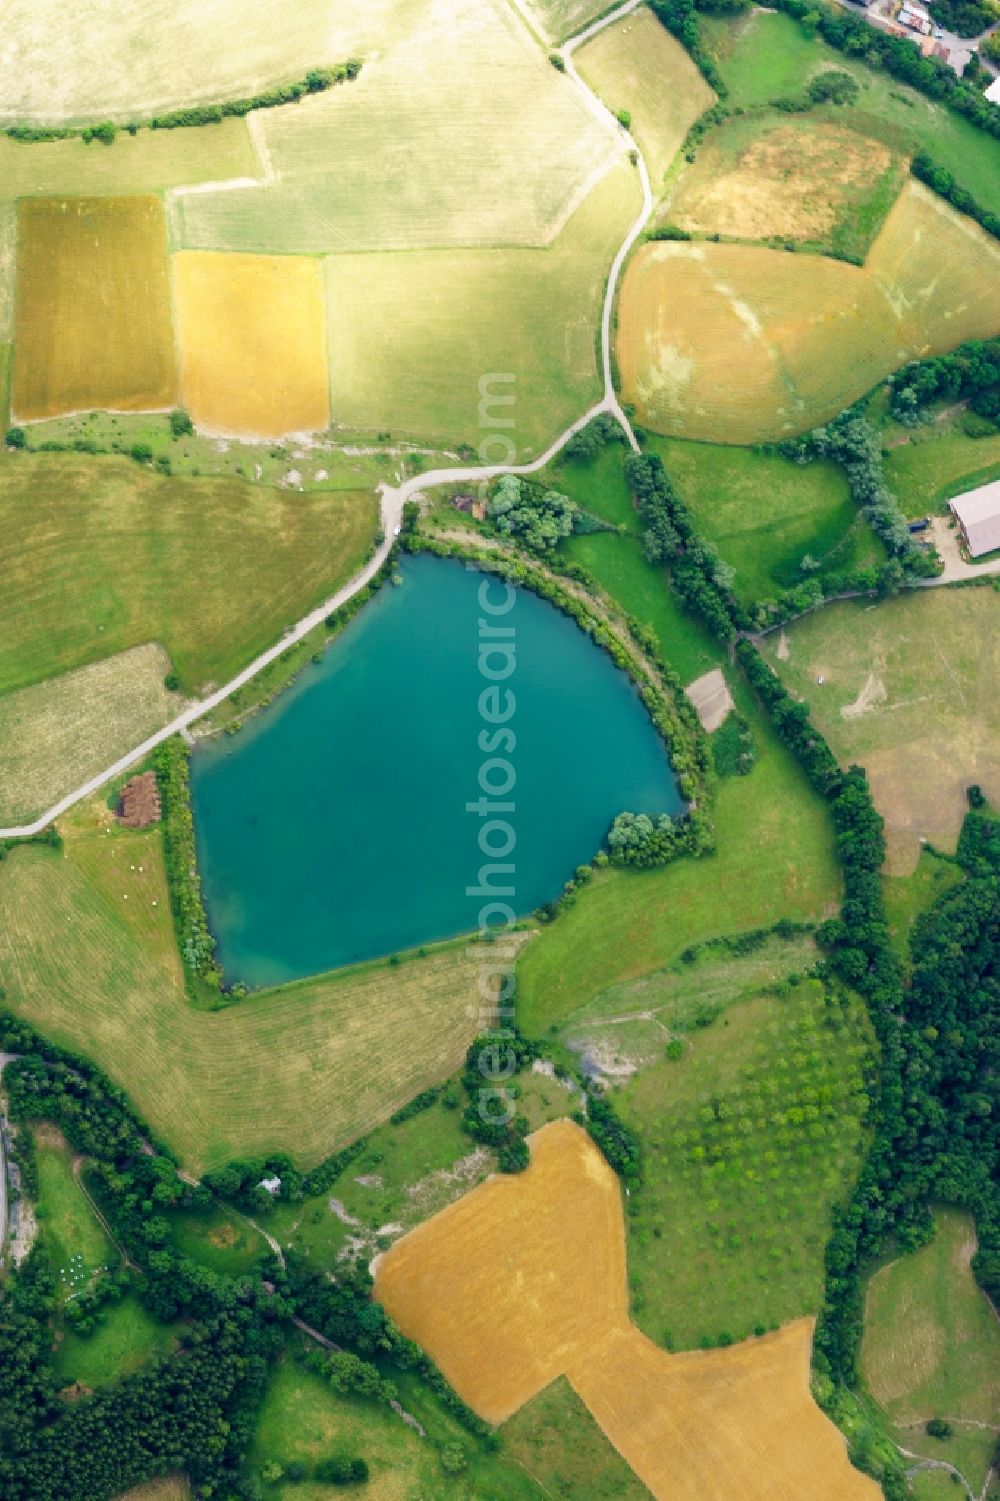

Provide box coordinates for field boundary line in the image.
[0,0,661,841]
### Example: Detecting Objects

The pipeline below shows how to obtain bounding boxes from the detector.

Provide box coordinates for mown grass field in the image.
[650,436,882,603]
[173,252,329,437]
[576,9,715,188]
[0,644,180,824]
[324,160,641,456]
[666,113,905,261]
[171,0,618,256]
[55,1297,178,1390]
[34,1127,116,1304]
[377,1122,879,1499]
[12,197,175,421]
[0,0,340,122]
[618,184,1000,443]
[862,1209,1000,1494]
[0,824,490,1174]
[701,11,1000,215]
[517,688,840,1034]
[618,981,873,1348]
[250,1353,541,1501]
[761,590,1000,872]
[0,453,376,696]
[0,120,257,198]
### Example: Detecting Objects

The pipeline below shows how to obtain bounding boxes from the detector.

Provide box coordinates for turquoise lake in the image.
[190,554,682,985]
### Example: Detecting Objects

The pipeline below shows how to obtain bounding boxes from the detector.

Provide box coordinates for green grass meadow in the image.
[54,1297,177,1390]
[618,980,874,1349]
[651,437,884,602]
[250,1353,543,1500]
[702,10,1000,214]
[884,423,1000,518]
[862,1209,1000,1494]
[502,1377,653,1499]
[166,1204,270,1277]
[517,684,840,1035]
[35,1132,116,1303]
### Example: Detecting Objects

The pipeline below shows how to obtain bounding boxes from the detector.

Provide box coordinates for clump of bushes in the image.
[606,808,714,868]
[487,474,578,551]
[711,712,756,777]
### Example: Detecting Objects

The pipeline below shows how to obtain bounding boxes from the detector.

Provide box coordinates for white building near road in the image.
[986,78,1000,106]
[950,479,1000,558]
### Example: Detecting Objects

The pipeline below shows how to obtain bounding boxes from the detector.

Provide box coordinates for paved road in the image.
[0,0,657,843]
[920,517,1000,585]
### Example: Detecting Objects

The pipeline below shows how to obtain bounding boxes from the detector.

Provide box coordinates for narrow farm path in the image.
[0,0,655,842]
[70,1155,138,1272]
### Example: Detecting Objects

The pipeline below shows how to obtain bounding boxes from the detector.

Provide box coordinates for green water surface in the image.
[191,555,681,984]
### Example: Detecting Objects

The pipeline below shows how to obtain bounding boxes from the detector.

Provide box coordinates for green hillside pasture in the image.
[882,849,963,962]
[35,1128,116,1303]
[665,112,905,261]
[502,1377,653,1499]
[650,437,882,603]
[0,841,491,1175]
[761,590,1000,873]
[862,1209,1000,1494]
[250,1354,541,1500]
[0,453,376,697]
[171,0,619,255]
[0,644,181,825]
[617,183,1000,444]
[559,929,819,1074]
[517,691,840,1033]
[55,1297,178,1390]
[617,981,873,1349]
[325,160,642,455]
[702,10,1000,215]
[576,9,716,188]
[885,424,1000,518]
[0,0,342,124]
[0,120,256,199]
[166,1204,269,1277]
[268,1091,492,1270]
[523,0,617,43]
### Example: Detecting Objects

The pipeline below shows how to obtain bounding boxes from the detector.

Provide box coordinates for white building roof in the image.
[950,479,1000,558]
[986,78,1000,106]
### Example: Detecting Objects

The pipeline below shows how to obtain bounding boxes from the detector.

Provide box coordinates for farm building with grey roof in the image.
[949,480,1000,558]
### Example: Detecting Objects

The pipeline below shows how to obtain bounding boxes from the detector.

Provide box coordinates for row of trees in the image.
[911,152,1000,241]
[5,63,361,144]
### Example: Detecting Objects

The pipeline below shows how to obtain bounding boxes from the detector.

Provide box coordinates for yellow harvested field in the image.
[375,1121,879,1500]
[12,196,176,422]
[618,183,1000,443]
[172,252,329,437]
[376,1120,627,1422]
[0,643,181,826]
[577,9,716,188]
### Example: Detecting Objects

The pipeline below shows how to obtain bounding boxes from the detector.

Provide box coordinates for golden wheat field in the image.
[172,251,330,437]
[12,196,176,421]
[375,1121,880,1500]
[618,183,1000,443]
